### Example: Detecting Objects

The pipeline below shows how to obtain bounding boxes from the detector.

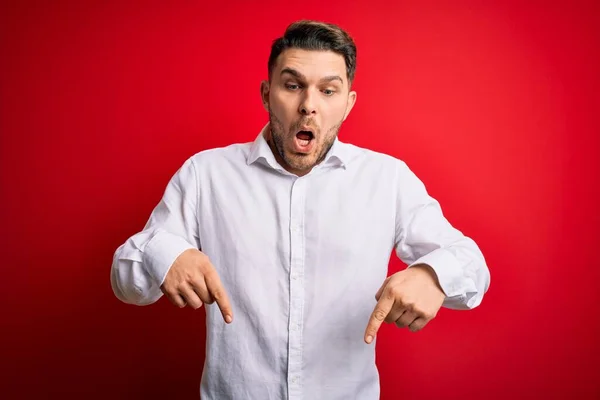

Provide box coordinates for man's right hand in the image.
[160,248,233,324]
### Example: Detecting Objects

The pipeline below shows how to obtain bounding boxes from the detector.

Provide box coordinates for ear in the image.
[260,80,270,112]
[342,90,357,121]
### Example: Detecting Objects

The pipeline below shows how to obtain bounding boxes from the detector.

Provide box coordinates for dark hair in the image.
[268,20,357,85]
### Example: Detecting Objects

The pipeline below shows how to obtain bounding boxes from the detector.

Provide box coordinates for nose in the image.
[298,90,317,116]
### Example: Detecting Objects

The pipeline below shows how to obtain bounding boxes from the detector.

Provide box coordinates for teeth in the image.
[298,139,310,146]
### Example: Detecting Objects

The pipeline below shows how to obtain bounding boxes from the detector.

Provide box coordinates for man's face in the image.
[261,48,357,176]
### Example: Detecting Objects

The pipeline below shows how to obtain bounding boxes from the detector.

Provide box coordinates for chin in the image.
[285,155,315,171]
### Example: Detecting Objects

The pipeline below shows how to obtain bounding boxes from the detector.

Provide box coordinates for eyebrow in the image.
[280,68,344,85]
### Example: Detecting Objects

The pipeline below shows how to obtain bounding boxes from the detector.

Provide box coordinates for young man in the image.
[111,20,490,400]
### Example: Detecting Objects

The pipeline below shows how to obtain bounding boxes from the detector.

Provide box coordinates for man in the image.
[111,20,490,400]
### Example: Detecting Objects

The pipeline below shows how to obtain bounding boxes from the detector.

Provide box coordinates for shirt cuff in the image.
[408,248,465,298]
[142,230,197,287]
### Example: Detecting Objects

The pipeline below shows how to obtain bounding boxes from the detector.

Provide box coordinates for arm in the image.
[110,157,200,306]
[393,160,490,310]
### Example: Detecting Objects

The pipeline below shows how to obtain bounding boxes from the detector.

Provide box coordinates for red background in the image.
[1,1,599,399]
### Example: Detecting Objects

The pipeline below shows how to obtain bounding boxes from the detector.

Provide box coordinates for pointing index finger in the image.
[204,268,233,323]
[364,294,394,344]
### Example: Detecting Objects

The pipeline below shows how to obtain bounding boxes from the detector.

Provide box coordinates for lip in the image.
[290,124,317,153]
[292,135,315,153]
[299,126,315,133]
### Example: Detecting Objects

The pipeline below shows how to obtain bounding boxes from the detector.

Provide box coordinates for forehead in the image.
[273,48,347,82]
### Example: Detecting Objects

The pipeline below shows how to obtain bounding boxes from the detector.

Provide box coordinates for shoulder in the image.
[340,140,409,175]
[186,141,253,169]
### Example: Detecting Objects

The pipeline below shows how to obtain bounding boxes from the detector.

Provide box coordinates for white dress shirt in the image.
[111,123,490,400]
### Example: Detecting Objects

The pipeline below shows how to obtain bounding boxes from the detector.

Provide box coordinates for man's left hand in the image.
[364,264,446,344]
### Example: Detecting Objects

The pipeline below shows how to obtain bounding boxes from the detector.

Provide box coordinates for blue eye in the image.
[286,84,300,90]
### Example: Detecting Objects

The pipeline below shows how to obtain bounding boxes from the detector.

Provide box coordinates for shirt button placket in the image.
[287,177,306,400]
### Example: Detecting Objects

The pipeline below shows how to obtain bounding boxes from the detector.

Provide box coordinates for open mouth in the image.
[295,130,314,147]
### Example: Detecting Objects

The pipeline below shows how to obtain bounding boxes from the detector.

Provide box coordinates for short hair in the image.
[268,20,357,86]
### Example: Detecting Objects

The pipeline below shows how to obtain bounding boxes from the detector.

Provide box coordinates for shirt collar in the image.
[246,122,356,173]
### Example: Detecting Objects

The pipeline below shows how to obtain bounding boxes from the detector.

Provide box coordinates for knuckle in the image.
[373,309,387,322]
[163,286,176,297]
[384,314,396,323]
[413,307,434,320]
[188,273,204,287]
[197,252,211,268]
[188,275,202,288]
[412,306,425,316]
[403,299,415,310]
[386,286,399,300]
[211,289,222,302]
[424,310,436,320]
[197,251,209,262]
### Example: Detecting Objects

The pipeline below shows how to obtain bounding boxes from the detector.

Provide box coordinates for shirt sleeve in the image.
[110,157,200,306]
[393,160,491,310]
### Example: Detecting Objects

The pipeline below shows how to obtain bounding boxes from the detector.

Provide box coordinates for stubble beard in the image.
[268,109,342,173]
